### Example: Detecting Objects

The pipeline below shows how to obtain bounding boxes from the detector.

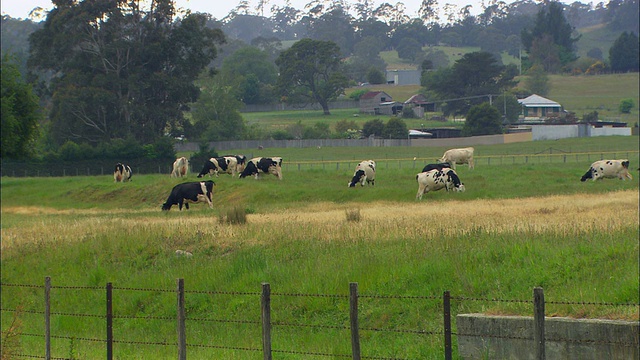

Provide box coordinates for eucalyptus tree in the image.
[275,38,349,115]
[28,0,224,146]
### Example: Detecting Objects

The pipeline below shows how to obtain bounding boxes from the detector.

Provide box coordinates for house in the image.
[518,94,563,121]
[360,91,393,114]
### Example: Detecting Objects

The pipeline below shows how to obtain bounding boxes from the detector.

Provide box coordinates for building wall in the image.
[532,125,580,140]
[589,127,632,137]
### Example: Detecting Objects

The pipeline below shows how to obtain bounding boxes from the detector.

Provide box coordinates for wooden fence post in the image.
[349,282,361,360]
[106,282,113,360]
[177,279,186,360]
[443,290,452,360]
[45,277,51,360]
[534,287,545,360]
[261,283,272,360]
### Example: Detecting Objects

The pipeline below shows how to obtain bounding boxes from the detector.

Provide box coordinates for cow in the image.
[197,156,240,178]
[224,154,247,174]
[580,159,632,182]
[415,168,465,200]
[439,147,474,170]
[421,162,451,173]
[171,157,189,178]
[113,163,132,182]
[348,160,376,187]
[239,157,283,180]
[161,180,215,211]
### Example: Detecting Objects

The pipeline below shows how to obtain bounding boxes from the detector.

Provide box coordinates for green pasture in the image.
[2,137,639,358]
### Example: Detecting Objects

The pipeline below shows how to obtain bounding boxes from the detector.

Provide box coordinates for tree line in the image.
[0,0,638,160]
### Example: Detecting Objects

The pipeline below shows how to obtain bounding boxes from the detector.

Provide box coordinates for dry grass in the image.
[2,190,637,253]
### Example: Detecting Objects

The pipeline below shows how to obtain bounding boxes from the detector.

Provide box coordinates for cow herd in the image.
[112,146,633,211]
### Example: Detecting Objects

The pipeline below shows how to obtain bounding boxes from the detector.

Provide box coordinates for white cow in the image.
[439,147,474,170]
[348,160,376,187]
[580,159,632,181]
[416,168,465,200]
[171,157,189,178]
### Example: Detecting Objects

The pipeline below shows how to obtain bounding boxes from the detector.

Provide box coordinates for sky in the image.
[1,0,490,21]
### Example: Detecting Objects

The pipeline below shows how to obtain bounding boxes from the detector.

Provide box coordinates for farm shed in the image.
[386,69,421,85]
[404,94,437,118]
[518,94,563,121]
[378,101,404,115]
[359,91,393,114]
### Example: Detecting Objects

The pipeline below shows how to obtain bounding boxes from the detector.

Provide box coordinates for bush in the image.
[582,111,599,122]
[383,118,408,139]
[362,119,385,138]
[189,143,218,169]
[348,89,369,101]
[219,206,248,225]
[619,98,635,114]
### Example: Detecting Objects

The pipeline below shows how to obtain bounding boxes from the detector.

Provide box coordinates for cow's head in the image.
[446,170,465,192]
[621,160,630,169]
[580,168,593,182]
[348,169,366,187]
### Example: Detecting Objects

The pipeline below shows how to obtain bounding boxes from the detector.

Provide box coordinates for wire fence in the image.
[1,279,638,359]
[1,150,638,178]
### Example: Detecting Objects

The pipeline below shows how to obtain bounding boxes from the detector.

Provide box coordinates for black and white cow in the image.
[161,180,215,211]
[415,168,465,200]
[239,157,283,180]
[348,160,376,187]
[224,154,247,174]
[114,163,132,182]
[421,162,451,173]
[580,159,632,182]
[197,156,239,178]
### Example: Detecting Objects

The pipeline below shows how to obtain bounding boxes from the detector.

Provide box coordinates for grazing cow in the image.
[348,160,376,187]
[161,180,215,211]
[197,156,240,178]
[239,157,283,180]
[580,159,632,182]
[421,162,451,173]
[171,157,189,178]
[225,154,247,174]
[415,168,465,200]
[113,163,132,182]
[439,147,474,170]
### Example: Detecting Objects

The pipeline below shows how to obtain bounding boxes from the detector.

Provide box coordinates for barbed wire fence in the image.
[1,278,638,359]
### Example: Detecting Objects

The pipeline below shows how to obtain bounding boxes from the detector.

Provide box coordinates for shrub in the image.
[362,119,385,137]
[189,142,218,169]
[219,206,248,225]
[619,98,635,114]
[582,111,599,122]
[348,89,369,101]
[345,208,362,222]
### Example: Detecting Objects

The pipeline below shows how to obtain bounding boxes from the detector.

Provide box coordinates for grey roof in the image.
[518,94,561,108]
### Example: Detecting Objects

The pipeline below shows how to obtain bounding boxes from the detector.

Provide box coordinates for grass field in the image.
[1,137,639,358]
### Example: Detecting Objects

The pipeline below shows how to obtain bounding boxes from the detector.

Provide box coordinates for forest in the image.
[1,0,638,161]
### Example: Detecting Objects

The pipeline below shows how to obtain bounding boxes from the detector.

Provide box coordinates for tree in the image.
[609,32,639,73]
[521,2,579,71]
[220,46,278,104]
[362,119,385,137]
[366,67,386,84]
[493,93,522,124]
[28,0,225,146]
[1,55,40,158]
[463,102,503,136]
[383,118,408,139]
[396,37,425,62]
[190,73,245,142]
[524,64,550,96]
[275,38,349,115]
[422,52,517,116]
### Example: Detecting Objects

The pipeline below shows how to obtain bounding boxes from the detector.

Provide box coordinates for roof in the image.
[360,91,391,100]
[518,94,561,108]
[404,94,428,104]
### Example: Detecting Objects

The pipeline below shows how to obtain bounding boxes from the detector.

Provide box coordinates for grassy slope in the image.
[2,138,639,358]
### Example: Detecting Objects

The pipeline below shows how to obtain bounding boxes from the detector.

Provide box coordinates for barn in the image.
[359,91,393,114]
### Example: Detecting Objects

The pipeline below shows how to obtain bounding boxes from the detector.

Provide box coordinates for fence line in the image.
[1,150,638,178]
[1,279,638,359]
